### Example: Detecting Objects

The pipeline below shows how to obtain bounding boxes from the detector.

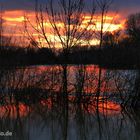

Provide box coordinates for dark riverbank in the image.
[0,46,140,69]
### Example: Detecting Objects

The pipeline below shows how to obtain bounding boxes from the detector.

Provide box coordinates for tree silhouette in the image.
[95,0,113,109]
[126,13,140,45]
[24,0,95,99]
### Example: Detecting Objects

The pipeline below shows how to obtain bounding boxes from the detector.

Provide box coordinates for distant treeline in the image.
[0,46,56,66]
[0,44,140,69]
[59,46,140,69]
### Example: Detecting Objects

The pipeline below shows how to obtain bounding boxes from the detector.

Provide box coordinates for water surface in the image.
[0,65,139,140]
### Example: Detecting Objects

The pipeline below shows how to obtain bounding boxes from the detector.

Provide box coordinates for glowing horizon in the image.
[2,10,125,48]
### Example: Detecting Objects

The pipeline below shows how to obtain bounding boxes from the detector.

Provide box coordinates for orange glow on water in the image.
[0,99,120,119]
[0,103,30,119]
[81,100,121,116]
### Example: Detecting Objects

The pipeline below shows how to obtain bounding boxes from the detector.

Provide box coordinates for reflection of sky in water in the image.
[0,65,139,140]
[0,102,137,140]
[18,105,140,140]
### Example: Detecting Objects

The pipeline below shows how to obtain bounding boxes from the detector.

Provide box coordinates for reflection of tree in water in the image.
[0,66,139,140]
[130,70,140,107]
[118,70,140,108]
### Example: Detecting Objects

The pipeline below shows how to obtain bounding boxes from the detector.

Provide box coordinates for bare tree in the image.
[95,0,113,108]
[95,0,113,48]
[24,0,95,49]
[24,0,95,99]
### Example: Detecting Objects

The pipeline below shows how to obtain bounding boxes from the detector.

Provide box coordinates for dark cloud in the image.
[0,0,140,17]
[0,0,36,11]
[114,0,140,17]
[115,0,140,8]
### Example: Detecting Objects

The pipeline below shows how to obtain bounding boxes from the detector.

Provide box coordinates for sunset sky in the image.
[0,0,140,47]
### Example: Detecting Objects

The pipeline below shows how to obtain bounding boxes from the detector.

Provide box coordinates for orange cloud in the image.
[3,10,125,47]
